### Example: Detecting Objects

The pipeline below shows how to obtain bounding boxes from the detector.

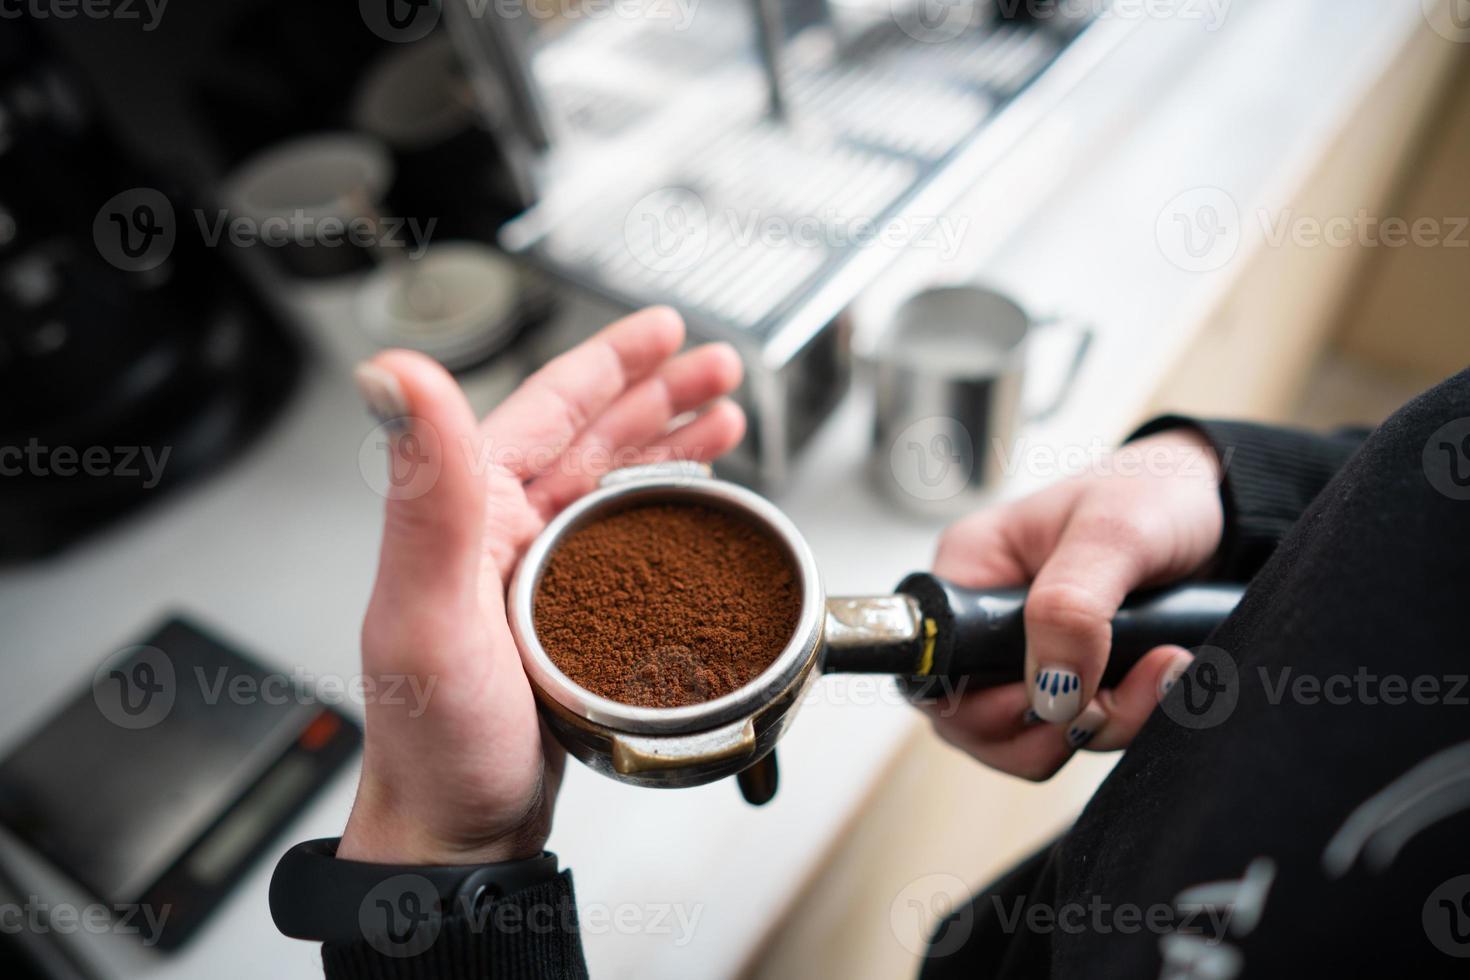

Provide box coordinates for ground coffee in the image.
[533,502,801,708]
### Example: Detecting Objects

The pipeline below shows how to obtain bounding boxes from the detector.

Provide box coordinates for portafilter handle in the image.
[822,575,1245,699]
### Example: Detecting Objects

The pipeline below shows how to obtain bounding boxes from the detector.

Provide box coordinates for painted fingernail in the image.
[354,362,409,432]
[1157,654,1194,701]
[1032,666,1082,723]
[1065,702,1107,749]
[1022,708,1044,726]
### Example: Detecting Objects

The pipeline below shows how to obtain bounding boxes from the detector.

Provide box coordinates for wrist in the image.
[339,814,543,867]
[339,777,547,866]
[1115,425,1227,576]
[1129,427,1223,484]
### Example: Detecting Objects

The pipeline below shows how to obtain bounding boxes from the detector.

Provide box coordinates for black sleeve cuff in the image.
[1128,415,1370,581]
[322,871,589,980]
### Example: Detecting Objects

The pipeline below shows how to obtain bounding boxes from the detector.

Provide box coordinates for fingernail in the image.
[354,362,409,432]
[1022,708,1044,727]
[1157,654,1193,701]
[1031,666,1082,723]
[1065,702,1107,749]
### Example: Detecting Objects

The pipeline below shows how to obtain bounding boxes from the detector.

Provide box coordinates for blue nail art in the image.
[1067,726,1095,748]
[374,412,411,434]
[1023,708,1043,725]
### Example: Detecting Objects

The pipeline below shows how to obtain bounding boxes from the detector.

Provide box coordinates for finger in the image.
[638,398,746,466]
[1085,646,1194,752]
[522,342,742,516]
[932,481,1085,589]
[922,683,1081,782]
[1061,699,1109,752]
[1023,509,1155,724]
[356,351,485,618]
[932,506,1031,588]
[921,683,1032,742]
[481,306,685,478]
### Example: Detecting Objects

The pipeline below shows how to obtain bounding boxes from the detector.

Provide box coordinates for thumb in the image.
[355,351,485,610]
[1086,645,1195,751]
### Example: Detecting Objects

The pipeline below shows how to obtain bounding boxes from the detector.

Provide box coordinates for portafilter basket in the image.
[508,463,825,803]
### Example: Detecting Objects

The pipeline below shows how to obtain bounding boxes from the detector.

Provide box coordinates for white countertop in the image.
[0,1,1440,976]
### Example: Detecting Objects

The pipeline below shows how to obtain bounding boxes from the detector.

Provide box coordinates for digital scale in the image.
[0,618,361,950]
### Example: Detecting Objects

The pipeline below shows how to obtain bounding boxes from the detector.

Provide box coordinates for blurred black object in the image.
[198,5,527,277]
[157,2,525,254]
[0,860,100,980]
[351,32,530,242]
[0,934,51,980]
[0,20,301,561]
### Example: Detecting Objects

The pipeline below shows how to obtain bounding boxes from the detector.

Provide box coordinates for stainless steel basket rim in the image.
[508,471,825,736]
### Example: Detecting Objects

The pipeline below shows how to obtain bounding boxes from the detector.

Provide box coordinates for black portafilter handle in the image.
[824,573,1245,700]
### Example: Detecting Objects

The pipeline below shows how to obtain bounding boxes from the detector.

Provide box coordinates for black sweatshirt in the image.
[322,367,1470,978]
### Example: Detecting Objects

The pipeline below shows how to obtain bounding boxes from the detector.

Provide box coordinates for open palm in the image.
[340,307,746,865]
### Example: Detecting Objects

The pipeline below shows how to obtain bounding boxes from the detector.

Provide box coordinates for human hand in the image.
[922,428,1224,780]
[339,307,745,864]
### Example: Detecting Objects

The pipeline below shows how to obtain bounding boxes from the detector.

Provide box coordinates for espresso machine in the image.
[460,0,1134,485]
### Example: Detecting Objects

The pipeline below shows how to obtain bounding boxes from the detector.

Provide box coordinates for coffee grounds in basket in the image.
[533,503,801,708]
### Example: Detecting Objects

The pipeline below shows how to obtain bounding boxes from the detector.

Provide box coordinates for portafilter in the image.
[507,463,1242,805]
